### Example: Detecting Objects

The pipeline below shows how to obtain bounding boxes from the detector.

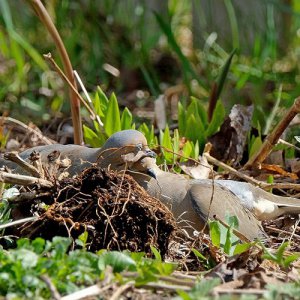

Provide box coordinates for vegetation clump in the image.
[15,167,177,256]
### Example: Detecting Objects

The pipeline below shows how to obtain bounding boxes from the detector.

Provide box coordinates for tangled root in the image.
[19,167,177,256]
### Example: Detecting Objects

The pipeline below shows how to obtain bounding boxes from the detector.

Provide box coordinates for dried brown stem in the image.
[27,0,83,144]
[4,152,41,178]
[244,97,300,169]
[204,151,300,191]
[0,171,53,188]
[0,116,54,145]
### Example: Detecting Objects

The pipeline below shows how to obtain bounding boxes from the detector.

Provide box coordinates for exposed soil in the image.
[14,167,177,256]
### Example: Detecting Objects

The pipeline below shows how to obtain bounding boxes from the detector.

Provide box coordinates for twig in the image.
[60,284,112,300]
[110,282,133,300]
[244,97,300,169]
[204,151,261,185]
[278,138,300,153]
[28,0,83,144]
[213,215,251,243]
[4,151,41,178]
[40,275,61,300]
[0,116,54,145]
[213,288,266,296]
[140,281,191,291]
[158,275,195,287]
[0,171,53,188]
[289,217,300,243]
[122,272,196,287]
[0,216,38,230]
[204,151,300,191]
[265,225,300,240]
[10,191,50,203]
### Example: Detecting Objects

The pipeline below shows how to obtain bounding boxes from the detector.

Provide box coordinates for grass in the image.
[0,0,299,132]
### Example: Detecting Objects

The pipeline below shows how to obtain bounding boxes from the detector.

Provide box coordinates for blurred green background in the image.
[1,0,300,133]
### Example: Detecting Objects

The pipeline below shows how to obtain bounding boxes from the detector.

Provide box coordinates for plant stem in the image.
[26,0,83,144]
[244,97,300,169]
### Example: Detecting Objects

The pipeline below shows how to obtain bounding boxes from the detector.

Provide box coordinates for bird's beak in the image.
[146,168,157,179]
[144,148,156,158]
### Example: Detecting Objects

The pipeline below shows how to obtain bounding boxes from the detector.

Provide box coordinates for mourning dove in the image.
[131,157,300,240]
[3,129,300,241]
[0,130,156,178]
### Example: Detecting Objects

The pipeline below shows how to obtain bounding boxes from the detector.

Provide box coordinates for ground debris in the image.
[14,167,177,256]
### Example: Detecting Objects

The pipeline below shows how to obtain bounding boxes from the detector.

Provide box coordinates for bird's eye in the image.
[136,143,143,151]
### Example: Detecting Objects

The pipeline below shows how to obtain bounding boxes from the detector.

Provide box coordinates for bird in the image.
[2,129,300,240]
[0,129,156,178]
[131,156,300,241]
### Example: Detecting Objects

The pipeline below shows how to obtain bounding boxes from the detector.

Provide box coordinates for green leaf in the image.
[83,125,104,147]
[233,242,252,255]
[100,251,137,273]
[276,242,289,262]
[283,254,300,268]
[224,228,233,255]
[104,93,121,136]
[185,114,205,149]
[50,237,72,260]
[173,129,180,162]
[181,141,192,161]
[209,221,221,248]
[93,90,105,118]
[31,238,46,255]
[191,248,207,261]
[216,48,236,100]
[13,249,38,269]
[150,246,162,262]
[120,107,133,130]
[190,96,208,127]
[249,136,263,158]
[188,278,221,298]
[178,102,186,135]
[76,231,89,249]
[192,141,200,160]
[160,126,174,164]
[206,101,225,137]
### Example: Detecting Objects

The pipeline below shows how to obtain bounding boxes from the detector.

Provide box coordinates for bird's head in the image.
[97,130,157,178]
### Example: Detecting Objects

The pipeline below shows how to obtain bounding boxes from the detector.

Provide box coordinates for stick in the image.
[28,0,83,144]
[0,216,38,230]
[204,151,300,191]
[244,97,300,169]
[0,171,53,188]
[60,284,112,300]
[0,116,54,145]
[9,191,50,203]
[4,152,41,178]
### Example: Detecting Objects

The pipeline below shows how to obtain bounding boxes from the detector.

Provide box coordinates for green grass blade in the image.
[154,11,205,88]
[216,48,236,100]
[140,64,160,97]
[104,93,121,136]
[10,31,47,70]
[224,0,239,50]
